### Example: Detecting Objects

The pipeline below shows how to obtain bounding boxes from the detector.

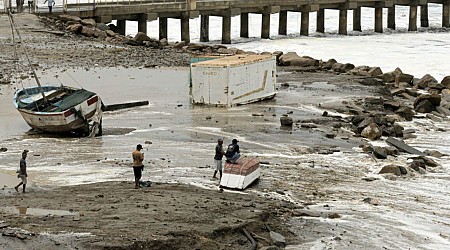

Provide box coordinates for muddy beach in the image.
[2,13,450,249]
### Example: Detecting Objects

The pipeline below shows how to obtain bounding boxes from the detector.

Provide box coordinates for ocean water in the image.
[124,4,449,81]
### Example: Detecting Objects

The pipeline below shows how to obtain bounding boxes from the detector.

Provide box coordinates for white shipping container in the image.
[190,54,276,106]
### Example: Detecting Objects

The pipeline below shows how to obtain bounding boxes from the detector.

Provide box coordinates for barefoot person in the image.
[213,138,225,180]
[132,144,144,189]
[15,150,29,193]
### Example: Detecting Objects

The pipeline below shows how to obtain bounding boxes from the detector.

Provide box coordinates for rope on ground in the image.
[242,228,257,250]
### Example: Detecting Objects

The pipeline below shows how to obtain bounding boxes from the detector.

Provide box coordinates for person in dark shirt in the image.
[15,150,28,193]
[213,138,225,180]
[225,139,240,164]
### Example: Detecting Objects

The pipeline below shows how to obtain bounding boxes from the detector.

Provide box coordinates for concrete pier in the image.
[409,5,418,31]
[339,9,347,35]
[388,7,396,29]
[117,20,126,35]
[279,11,287,35]
[159,17,167,40]
[138,14,147,33]
[261,8,271,39]
[240,13,249,38]
[222,14,231,44]
[443,0,450,28]
[300,12,309,36]
[421,4,429,27]
[317,9,325,33]
[375,7,383,33]
[181,13,190,43]
[200,15,209,42]
[353,7,361,32]
[58,0,450,44]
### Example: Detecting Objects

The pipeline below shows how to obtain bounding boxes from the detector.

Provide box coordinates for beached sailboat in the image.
[13,85,103,136]
[8,12,103,136]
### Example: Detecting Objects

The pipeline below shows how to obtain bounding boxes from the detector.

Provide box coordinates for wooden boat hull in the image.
[220,157,261,190]
[14,86,102,135]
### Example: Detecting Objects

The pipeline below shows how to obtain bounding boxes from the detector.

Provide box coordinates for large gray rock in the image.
[441,75,450,89]
[80,26,95,37]
[322,58,337,69]
[379,165,407,176]
[332,63,355,73]
[395,106,414,121]
[96,23,110,31]
[416,74,438,89]
[396,73,414,84]
[415,93,441,107]
[280,116,293,127]
[415,100,434,113]
[81,18,96,26]
[133,32,151,42]
[290,56,319,67]
[59,14,81,23]
[279,52,301,66]
[361,123,382,140]
[66,23,82,33]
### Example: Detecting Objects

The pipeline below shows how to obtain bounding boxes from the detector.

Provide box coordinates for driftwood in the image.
[103,101,149,112]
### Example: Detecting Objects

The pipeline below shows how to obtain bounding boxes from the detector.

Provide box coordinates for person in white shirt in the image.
[43,0,55,14]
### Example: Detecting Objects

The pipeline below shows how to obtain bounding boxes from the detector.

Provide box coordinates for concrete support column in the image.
[409,6,418,31]
[200,15,209,42]
[300,12,309,36]
[261,9,270,39]
[375,8,383,33]
[240,13,249,38]
[353,7,361,31]
[117,20,126,35]
[222,14,231,44]
[316,9,325,33]
[279,10,288,35]
[387,7,396,29]
[338,9,347,35]
[443,1,450,28]
[159,17,168,40]
[138,14,147,33]
[181,14,190,43]
[420,5,429,27]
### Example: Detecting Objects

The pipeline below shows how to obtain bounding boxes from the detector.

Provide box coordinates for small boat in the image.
[13,85,103,136]
[8,11,102,137]
[220,157,261,190]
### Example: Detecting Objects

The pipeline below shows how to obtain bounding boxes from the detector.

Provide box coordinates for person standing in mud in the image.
[43,0,55,14]
[15,150,29,193]
[213,138,225,180]
[16,0,24,12]
[132,144,144,189]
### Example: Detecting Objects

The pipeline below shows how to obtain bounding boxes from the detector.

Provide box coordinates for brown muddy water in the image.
[2,67,450,249]
[0,66,361,188]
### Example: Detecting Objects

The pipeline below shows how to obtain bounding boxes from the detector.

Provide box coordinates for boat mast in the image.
[8,11,48,104]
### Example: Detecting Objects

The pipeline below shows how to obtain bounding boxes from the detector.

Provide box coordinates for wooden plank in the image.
[386,137,424,155]
[103,101,149,112]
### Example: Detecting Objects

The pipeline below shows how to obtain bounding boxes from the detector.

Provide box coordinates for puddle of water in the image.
[0,206,78,216]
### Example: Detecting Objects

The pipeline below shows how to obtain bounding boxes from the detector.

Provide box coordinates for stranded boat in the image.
[13,85,103,136]
[8,11,102,136]
[219,157,261,190]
